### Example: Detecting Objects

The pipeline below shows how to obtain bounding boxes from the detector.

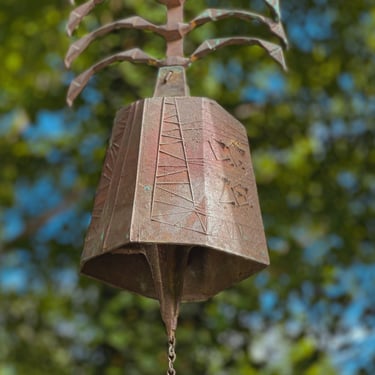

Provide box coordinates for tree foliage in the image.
[1,0,374,374]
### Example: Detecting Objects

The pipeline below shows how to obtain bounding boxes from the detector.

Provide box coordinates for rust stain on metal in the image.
[65,0,288,373]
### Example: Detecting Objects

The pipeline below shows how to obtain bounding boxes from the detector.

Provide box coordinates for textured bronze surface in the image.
[81,96,269,338]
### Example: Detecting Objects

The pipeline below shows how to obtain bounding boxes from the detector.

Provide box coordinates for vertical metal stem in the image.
[166,2,185,59]
[153,66,190,97]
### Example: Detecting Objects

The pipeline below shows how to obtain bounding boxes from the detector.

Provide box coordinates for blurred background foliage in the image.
[0,0,374,374]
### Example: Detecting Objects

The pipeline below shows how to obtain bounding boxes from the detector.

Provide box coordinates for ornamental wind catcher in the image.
[65,1,288,373]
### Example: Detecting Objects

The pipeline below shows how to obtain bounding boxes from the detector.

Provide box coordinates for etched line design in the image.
[151,97,195,217]
[151,98,254,239]
[151,97,207,233]
[219,180,250,207]
[209,139,247,169]
[85,107,130,249]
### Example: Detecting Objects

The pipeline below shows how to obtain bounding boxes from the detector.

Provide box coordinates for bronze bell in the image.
[80,66,269,340]
[65,0,287,371]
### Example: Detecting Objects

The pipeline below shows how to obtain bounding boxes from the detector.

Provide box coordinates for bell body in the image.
[81,96,269,302]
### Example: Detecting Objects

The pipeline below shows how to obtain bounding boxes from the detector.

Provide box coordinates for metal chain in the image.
[167,336,176,375]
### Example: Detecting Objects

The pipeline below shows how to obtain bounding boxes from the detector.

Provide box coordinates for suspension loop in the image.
[167,336,177,375]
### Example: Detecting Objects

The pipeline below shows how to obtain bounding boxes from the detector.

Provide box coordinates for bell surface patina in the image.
[80,67,269,341]
[65,0,287,372]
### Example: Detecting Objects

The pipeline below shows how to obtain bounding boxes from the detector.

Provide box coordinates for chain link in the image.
[167,337,176,375]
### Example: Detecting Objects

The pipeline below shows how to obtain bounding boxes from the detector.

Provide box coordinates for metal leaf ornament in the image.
[65,1,288,373]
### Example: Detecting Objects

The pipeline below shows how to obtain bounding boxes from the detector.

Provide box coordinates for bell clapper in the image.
[145,244,191,373]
